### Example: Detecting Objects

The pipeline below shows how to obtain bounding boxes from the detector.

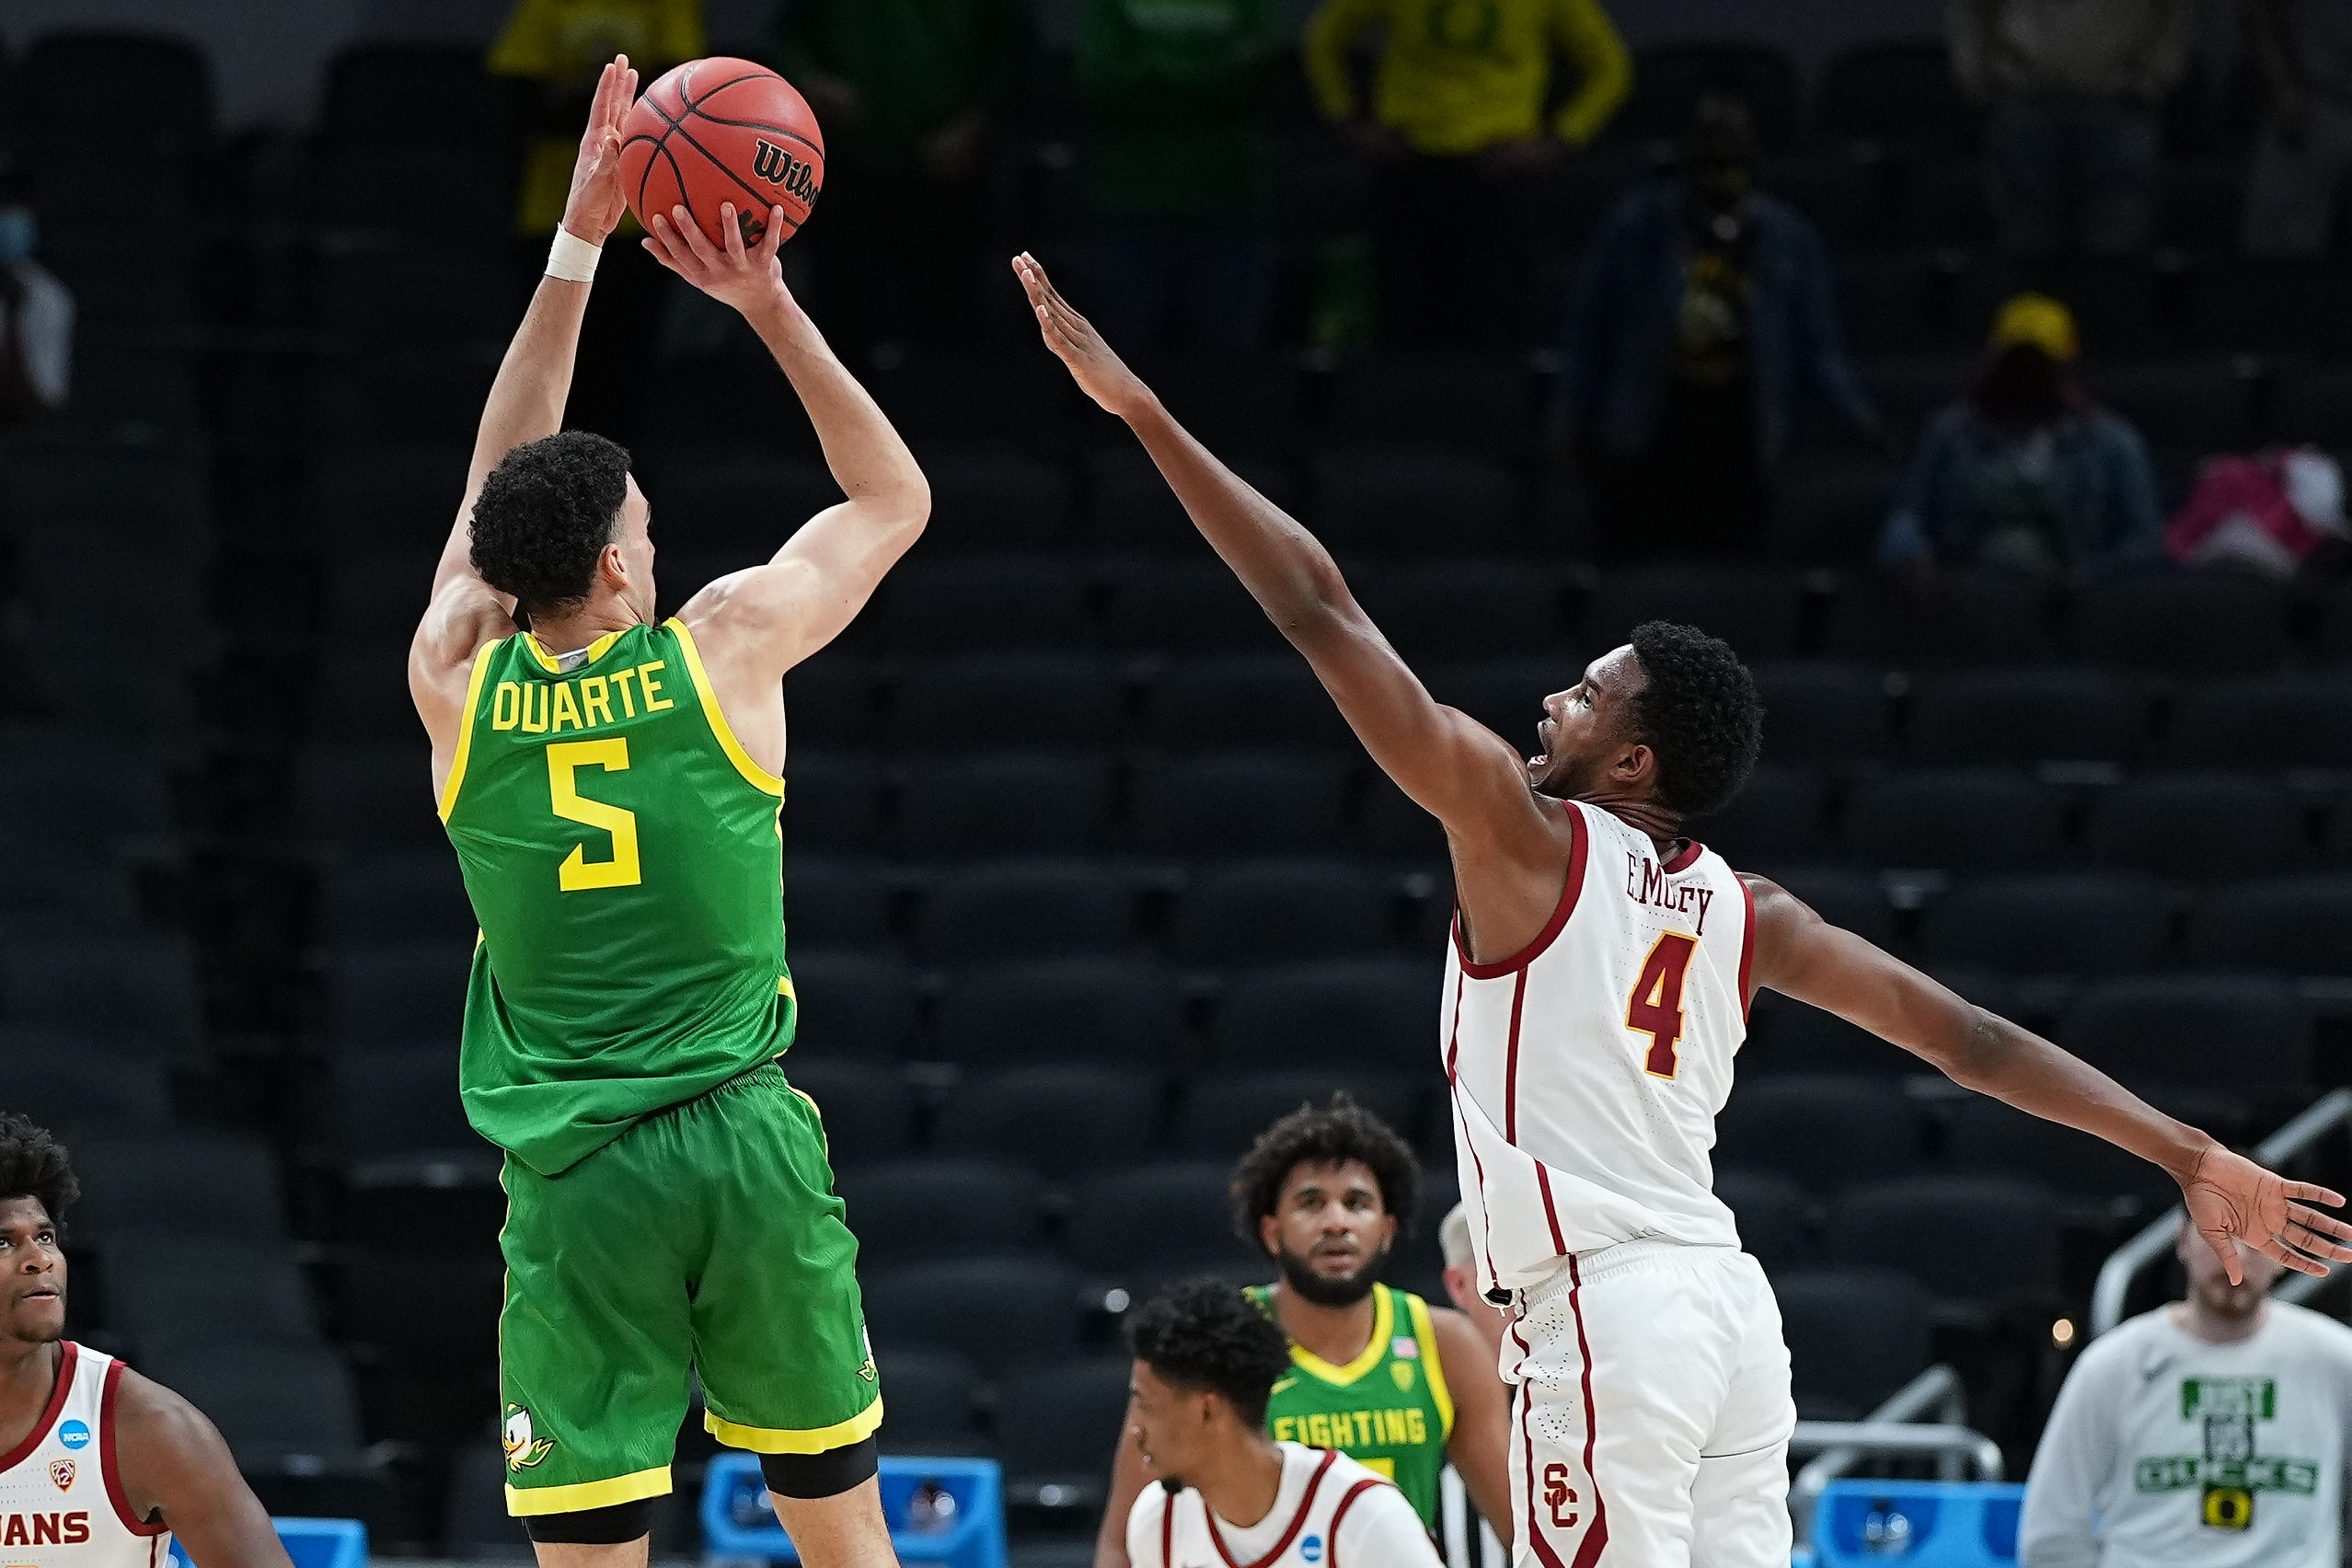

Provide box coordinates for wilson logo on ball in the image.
[751,139,819,202]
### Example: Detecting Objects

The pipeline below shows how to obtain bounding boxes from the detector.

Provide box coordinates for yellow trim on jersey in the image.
[521,628,627,674]
[1406,1290,1455,1442]
[1288,1282,1395,1387]
[705,1394,883,1454]
[506,1464,671,1516]
[778,974,796,998]
[438,641,500,823]
[666,617,786,797]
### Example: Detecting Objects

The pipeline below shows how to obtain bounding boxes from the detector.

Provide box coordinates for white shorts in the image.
[1503,1241,1795,1568]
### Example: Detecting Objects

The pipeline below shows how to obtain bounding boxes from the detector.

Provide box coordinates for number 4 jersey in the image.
[1443,798,1753,1294]
[441,619,794,1178]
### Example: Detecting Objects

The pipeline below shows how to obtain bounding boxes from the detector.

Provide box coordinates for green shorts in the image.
[496,1061,881,1516]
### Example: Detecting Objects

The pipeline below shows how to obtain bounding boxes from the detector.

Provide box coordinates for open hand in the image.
[644,201,794,320]
[2181,1144,2352,1282]
[561,55,639,247]
[1012,252,1152,420]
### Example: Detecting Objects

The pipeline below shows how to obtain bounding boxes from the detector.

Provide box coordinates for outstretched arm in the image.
[1746,874,2352,1282]
[411,54,638,727]
[1012,254,1548,856]
[112,1369,294,1568]
[648,202,929,687]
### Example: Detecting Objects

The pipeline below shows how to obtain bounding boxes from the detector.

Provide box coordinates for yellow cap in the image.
[1989,293,2078,361]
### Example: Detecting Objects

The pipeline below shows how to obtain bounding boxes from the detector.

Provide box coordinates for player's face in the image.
[1530,645,1646,800]
[1260,1159,1395,1308]
[617,475,656,623]
[2179,1227,2281,1320]
[0,1197,66,1345]
[1128,1361,1208,1486]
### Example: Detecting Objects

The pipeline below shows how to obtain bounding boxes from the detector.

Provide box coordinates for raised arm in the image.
[1745,874,2352,1282]
[1012,254,1549,858]
[410,55,638,733]
[645,202,929,692]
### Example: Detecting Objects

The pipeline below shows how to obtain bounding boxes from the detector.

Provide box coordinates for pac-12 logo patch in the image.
[502,1405,556,1470]
[55,1420,90,1451]
[1298,1535,1322,1563]
[48,1459,75,1491]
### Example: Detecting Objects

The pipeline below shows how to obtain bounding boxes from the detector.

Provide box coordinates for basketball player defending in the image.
[0,1115,294,1568]
[1013,254,2352,1568]
[410,60,928,1566]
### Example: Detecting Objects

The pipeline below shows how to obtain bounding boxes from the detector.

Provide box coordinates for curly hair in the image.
[468,431,633,617]
[1626,621,1763,820]
[0,1114,77,1224]
[1228,1092,1420,1253]
[1126,1276,1296,1428]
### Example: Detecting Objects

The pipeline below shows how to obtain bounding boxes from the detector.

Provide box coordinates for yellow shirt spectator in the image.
[490,0,706,234]
[1304,0,1631,156]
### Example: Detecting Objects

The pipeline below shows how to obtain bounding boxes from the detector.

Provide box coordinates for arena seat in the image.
[778,1059,911,1163]
[785,950,920,1060]
[2185,878,2352,978]
[330,1249,502,1452]
[1775,1269,1935,1421]
[1816,41,1974,152]
[786,856,897,948]
[783,752,885,851]
[1618,43,1804,153]
[1712,1167,1815,1274]
[2162,675,2352,767]
[894,655,1127,751]
[441,1439,536,1556]
[1751,663,1893,764]
[74,1134,285,1239]
[997,1357,1135,1510]
[931,1065,1164,1179]
[1104,559,1289,654]
[2083,773,2308,880]
[326,1049,486,1167]
[318,237,514,356]
[1211,959,1438,1071]
[836,1159,1044,1266]
[923,450,1076,552]
[1083,446,1300,555]
[1920,873,2173,976]
[0,935,206,1058]
[1715,1076,1921,1192]
[319,43,502,151]
[2075,575,2291,675]
[930,957,1183,1067]
[1351,562,1574,662]
[0,1036,170,1134]
[308,656,427,748]
[1170,1069,1424,1158]
[1309,449,1521,555]
[1820,572,2053,667]
[1147,657,1355,752]
[313,853,476,945]
[19,32,213,148]
[1066,1163,1251,1278]
[100,1239,319,1352]
[2090,361,2257,451]
[1322,358,1536,456]
[1170,859,1396,967]
[1907,668,2155,766]
[870,1350,987,1453]
[141,1339,372,1472]
[1748,868,1896,948]
[900,754,1116,859]
[2062,975,2312,1098]
[1842,769,2066,871]
[862,1256,1083,1371]
[1353,775,1447,866]
[1744,995,1903,1075]
[1824,1177,2063,1318]
[873,557,1092,653]
[784,655,880,747]
[1583,567,1805,661]
[634,450,841,554]
[2275,363,2352,448]
[317,940,472,1049]
[315,437,470,557]
[1937,1094,2176,1206]
[1131,754,1354,859]
[292,742,444,851]
[1423,659,1583,741]
[1694,766,1836,864]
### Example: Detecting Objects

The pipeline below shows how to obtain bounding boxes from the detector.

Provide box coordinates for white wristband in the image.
[546,227,602,283]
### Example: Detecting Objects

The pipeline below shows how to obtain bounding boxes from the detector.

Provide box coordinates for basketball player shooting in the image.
[1012,253,2352,1568]
[410,58,928,1568]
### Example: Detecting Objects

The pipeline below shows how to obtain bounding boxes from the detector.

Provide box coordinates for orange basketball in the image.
[618,57,824,250]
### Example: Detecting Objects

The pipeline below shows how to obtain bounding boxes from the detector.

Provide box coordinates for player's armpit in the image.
[110,1370,294,1568]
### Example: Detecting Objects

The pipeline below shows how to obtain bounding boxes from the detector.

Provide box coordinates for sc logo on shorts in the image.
[1541,1463,1581,1529]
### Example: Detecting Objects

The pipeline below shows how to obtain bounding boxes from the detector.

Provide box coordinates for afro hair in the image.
[468,430,633,618]
[1626,620,1763,820]
[1228,1092,1420,1254]
[0,1113,77,1225]
[1126,1276,1296,1428]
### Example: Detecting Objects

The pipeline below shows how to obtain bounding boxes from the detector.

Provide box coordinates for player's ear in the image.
[598,540,630,589]
[1258,1212,1281,1258]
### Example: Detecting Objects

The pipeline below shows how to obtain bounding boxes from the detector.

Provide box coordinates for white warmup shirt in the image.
[1128,1443,1441,1568]
[2020,1302,2352,1568]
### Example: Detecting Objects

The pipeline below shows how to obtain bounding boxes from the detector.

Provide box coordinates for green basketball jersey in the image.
[1245,1282,1454,1529]
[439,618,795,1177]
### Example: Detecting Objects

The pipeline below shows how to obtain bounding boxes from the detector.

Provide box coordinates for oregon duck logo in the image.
[503,1405,556,1470]
[1391,1361,1416,1391]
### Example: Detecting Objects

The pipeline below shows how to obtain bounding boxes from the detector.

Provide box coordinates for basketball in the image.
[618,57,824,250]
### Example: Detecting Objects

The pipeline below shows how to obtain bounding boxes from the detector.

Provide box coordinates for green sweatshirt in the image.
[1078,0,1284,220]
[767,0,1030,175]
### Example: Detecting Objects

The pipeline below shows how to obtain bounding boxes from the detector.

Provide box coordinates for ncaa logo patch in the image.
[56,1420,90,1451]
[1299,1535,1322,1563]
[48,1459,74,1491]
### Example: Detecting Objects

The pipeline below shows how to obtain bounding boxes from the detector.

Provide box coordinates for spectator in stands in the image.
[489,0,703,442]
[2242,0,2352,256]
[0,156,72,429]
[1304,0,1631,349]
[1879,293,2162,578]
[2019,1216,2352,1567]
[1076,0,1285,353]
[1563,95,1881,561]
[1950,0,2195,257]
[768,0,1032,353]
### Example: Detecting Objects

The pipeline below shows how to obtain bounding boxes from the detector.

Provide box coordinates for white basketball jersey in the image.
[1130,1444,1440,1568]
[0,1343,173,1568]
[1444,800,1752,1295]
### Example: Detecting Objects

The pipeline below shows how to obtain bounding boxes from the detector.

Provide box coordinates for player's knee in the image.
[522,1500,655,1545]
[760,1436,881,1500]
